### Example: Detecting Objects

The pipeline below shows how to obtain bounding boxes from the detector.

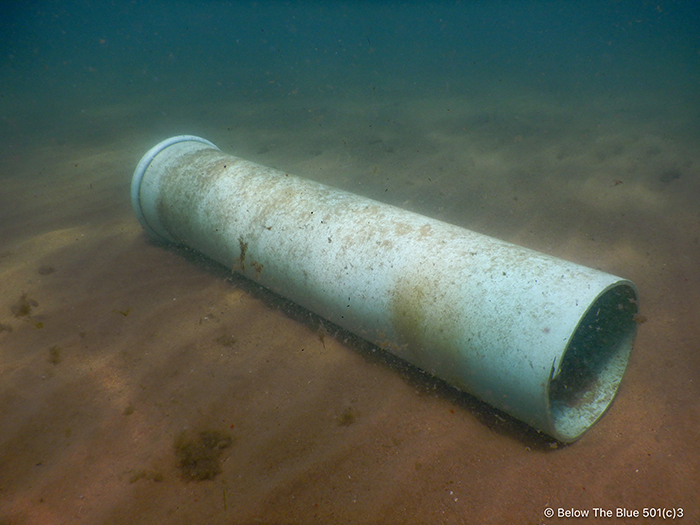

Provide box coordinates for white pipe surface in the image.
[132,136,639,442]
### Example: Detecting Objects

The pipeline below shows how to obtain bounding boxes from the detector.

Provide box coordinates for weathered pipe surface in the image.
[132,136,639,442]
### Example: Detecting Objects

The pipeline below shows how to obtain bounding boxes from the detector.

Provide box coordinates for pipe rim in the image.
[548,281,638,441]
[131,135,219,240]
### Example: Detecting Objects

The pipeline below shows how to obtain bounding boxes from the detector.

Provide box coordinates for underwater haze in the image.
[1,1,699,523]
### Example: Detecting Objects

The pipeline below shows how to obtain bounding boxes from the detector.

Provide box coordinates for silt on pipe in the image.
[131,135,639,442]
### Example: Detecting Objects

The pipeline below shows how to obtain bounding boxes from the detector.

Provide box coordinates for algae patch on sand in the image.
[128,468,164,484]
[11,293,38,318]
[48,346,62,365]
[174,429,234,481]
[336,406,359,427]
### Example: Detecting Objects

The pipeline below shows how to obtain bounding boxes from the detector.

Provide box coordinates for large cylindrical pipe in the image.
[131,135,638,442]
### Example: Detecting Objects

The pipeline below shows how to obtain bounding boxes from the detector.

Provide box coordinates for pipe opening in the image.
[549,283,638,441]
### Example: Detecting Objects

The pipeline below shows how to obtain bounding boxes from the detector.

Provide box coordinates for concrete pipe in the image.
[131,135,639,442]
